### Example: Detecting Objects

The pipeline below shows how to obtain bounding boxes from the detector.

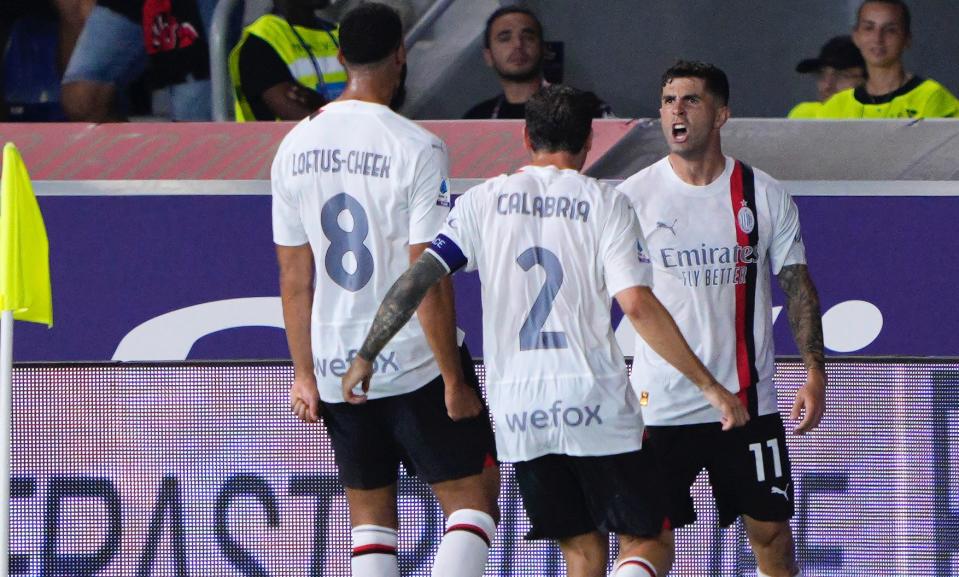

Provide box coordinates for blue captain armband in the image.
[426,234,467,273]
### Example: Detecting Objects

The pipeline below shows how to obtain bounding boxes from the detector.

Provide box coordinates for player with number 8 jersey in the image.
[272,5,498,577]
[272,92,451,401]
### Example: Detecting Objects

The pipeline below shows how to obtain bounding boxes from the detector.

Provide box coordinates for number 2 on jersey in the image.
[321,193,374,292]
[516,247,568,350]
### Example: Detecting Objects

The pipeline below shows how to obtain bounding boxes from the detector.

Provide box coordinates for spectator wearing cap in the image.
[819,0,958,118]
[787,36,865,119]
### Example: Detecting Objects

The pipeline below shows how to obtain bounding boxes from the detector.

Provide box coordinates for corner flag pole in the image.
[1,142,53,577]
[0,309,11,577]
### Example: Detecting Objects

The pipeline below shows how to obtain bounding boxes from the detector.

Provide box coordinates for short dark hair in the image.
[661,60,730,106]
[525,85,594,154]
[857,0,911,36]
[483,6,542,49]
[339,3,403,65]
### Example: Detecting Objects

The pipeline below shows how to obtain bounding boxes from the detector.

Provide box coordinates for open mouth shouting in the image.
[671,123,689,143]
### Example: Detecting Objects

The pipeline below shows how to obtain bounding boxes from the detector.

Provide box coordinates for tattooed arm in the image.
[410,242,483,421]
[342,251,449,403]
[777,263,827,434]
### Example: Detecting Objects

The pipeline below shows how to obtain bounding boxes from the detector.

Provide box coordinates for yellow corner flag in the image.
[0,142,52,326]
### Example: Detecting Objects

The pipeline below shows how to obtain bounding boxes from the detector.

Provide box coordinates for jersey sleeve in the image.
[768,181,807,273]
[426,187,480,274]
[408,139,451,244]
[601,193,654,297]
[271,145,308,246]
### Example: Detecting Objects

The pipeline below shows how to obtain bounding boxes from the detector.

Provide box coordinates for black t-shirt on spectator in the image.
[464,91,614,119]
[463,95,526,119]
[238,34,296,120]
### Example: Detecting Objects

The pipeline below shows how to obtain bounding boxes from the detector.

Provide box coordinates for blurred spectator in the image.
[61,0,217,121]
[463,6,611,119]
[229,0,346,121]
[51,0,96,73]
[1,1,67,121]
[2,14,66,121]
[787,36,865,119]
[819,0,958,118]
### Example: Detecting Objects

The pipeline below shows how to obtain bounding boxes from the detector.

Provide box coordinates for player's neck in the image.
[337,75,396,107]
[501,76,543,104]
[528,151,585,172]
[668,148,726,186]
[864,63,911,96]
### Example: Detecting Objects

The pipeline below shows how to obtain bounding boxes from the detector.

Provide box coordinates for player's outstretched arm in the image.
[278,244,321,424]
[616,286,750,430]
[342,251,450,403]
[410,243,483,421]
[777,264,827,434]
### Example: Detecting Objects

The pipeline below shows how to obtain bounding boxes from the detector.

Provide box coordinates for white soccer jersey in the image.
[618,156,806,426]
[427,165,653,462]
[272,100,452,403]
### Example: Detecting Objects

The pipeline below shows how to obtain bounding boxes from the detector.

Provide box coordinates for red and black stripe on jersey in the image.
[729,160,760,417]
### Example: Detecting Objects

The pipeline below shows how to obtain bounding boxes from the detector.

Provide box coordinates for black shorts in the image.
[644,413,794,529]
[512,450,668,541]
[321,347,497,490]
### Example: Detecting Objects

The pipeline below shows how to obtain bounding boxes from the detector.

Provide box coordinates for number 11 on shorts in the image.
[748,439,782,482]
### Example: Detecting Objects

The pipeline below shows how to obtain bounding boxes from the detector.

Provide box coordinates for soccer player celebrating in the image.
[618,61,827,577]
[343,84,748,577]
[273,4,498,577]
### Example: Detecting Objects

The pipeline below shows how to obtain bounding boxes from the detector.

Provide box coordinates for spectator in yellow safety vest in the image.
[229,0,347,121]
[787,36,865,119]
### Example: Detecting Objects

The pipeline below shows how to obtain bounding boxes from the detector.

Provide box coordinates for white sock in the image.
[614,556,657,577]
[431,509,496,577]
[757,570,803,577]
[351,525,399,577]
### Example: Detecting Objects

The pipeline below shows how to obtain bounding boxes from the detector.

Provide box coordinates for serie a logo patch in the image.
[437,178,451,207]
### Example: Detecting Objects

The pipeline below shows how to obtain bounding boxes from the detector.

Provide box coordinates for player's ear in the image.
[522,126,534,154]
[337,50,345,67]
[714,104,730,129]
[582,129,593,156]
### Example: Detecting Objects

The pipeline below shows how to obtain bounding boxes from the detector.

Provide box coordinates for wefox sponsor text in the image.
[503,400,603,432]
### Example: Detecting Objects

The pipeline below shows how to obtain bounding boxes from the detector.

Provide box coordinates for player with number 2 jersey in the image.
[343,85,748,577]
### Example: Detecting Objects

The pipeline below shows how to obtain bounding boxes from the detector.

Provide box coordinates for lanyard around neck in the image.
[286,20,338,93]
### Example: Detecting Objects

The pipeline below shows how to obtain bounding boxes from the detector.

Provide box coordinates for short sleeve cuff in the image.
[273,230,309,246]
[773,243,807,274]
[607,264,653,298]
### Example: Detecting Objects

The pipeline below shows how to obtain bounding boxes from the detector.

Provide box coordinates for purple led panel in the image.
[10,359,959,576]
